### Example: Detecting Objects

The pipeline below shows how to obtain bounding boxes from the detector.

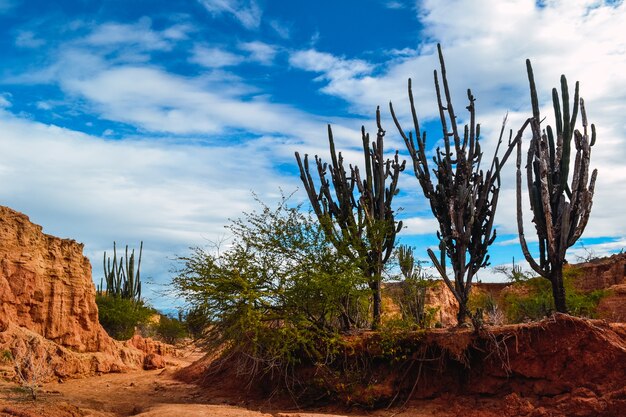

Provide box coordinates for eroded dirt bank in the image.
[179,315,626,417]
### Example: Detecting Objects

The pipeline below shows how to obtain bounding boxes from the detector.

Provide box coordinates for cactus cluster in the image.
[516,61,597,313]
[100,241,143,304]
[296,44,598,327]
[295,107,406,329]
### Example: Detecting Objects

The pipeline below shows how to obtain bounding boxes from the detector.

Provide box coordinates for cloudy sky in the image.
[0,0,624,310]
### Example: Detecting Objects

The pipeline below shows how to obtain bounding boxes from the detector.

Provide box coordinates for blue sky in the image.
[0,0,624,310]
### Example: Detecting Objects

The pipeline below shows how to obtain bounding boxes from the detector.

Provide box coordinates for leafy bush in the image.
[171,194,368,378]
[156,315,188,344]
[184,305,210,339]
[96,295,154,340]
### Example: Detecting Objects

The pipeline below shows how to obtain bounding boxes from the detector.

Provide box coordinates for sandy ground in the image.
[0,346,453,417]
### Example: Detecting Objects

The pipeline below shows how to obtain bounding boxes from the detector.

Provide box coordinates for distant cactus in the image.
[295,108,405,329]
[102,241,143,303]
[396,245,428,326]
[390,44,531,326]
[516,61,597,313]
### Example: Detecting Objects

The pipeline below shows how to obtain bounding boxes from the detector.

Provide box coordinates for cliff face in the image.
[570,253,626,291]
[0,206,113,353]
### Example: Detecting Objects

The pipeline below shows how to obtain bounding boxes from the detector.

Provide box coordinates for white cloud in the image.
[289,0,626,245]
[190,45,244,68]
[238,41,277,65]
[198,0,262,29]
[401,216,439,235]
[15,31,45,48]
[384,1,406,9]
[269,19,290,39]
[0,108,299,307]
[289,49,374,97]
[0,93,11,108]
[82,18,175,51]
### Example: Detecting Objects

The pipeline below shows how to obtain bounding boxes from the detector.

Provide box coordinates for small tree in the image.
[492,257,534,283]
[295,108,406,329]
[516,61,598,313]
[390,44,531,326]
[8,338,52,400]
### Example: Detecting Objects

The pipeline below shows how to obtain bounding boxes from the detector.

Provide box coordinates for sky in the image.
[0,0,624,310]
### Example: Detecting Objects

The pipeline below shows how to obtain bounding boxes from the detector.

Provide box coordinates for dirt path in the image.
[0,351,472,417]
[0,348,455,417]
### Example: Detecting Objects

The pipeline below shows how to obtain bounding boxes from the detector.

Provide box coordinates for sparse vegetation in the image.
[96,241,153,340]
[156,314,188,345]
[6,338,52,401]
[392,245,437,328]
[502,268,609,323]
[492,257,534,283]
[100,241,143,304]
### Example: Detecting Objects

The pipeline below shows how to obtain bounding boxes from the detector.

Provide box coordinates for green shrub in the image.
[502,268,610,323]
[171,194,367,379]
[96,295,154,340]
[156,315,188,344]
[184,305,210,339]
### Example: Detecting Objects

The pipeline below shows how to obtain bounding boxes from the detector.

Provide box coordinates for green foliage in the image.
[171,193,368,377]
[0,349,12,364]
[96,295,154,340]
[184,305,210,339]
[156,315,188,344]
[468,291,496,313]
[502,269,610,323]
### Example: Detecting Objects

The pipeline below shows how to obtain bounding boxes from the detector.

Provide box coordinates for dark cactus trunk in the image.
[552,268,568,313]
[456,306,467,326]
[370,278,382,329]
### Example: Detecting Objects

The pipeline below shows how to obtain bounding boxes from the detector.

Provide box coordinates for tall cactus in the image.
[295,107,405,329]
[390,44,531,325]
[103,241,143,304]
[516,61,597,313]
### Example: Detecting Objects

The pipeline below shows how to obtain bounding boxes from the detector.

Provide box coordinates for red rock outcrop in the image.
[570,252,626,291]
[0,206,113,353]
[0,205,175,381]
[569,253,626,291]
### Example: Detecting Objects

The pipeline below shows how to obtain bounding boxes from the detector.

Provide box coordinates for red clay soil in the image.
[179,314,626,417]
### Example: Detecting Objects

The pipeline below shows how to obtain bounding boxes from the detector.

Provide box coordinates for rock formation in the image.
[0,205,171,381]
[569,252,626,291]
[0,206,113,353]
